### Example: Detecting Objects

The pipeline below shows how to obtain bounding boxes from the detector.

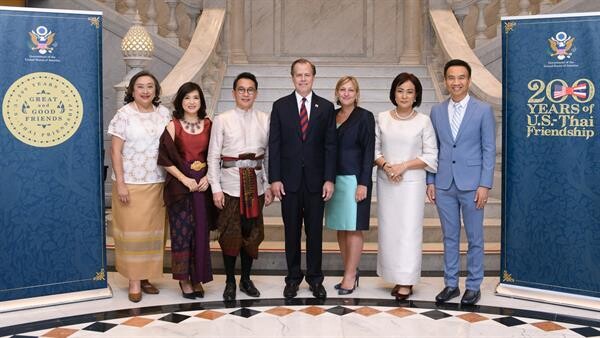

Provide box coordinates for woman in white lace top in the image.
[108,71,171,303]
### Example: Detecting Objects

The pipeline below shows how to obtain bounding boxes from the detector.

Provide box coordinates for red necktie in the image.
[299,97,308,141]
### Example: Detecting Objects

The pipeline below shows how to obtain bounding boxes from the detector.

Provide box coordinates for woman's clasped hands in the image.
[384,162,407,183]
[181,176,209,192]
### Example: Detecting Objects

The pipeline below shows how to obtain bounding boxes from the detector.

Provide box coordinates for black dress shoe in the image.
[240,279,261,297]
[223,282,236,301]
[283,282,299,298]
[460,289,481,305]
[309,283,327,299]
[435,286,460,303]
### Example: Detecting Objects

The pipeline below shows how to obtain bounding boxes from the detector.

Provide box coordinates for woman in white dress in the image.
[375,72,438,300]
[108,71,171,302]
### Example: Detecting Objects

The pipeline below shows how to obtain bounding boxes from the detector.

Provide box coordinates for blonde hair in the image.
[334,76,360,107]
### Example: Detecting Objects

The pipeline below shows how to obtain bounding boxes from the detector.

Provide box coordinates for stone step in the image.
[217,63,437,119]
[105,237,500,273]
[105,212,501,243]
[225,64,430,77]
[261,217,501,243]
[223,75,435,89]
[219,86,436,101]
[215,102,437,117]
[262,198,501,218]
[106,211,502,243]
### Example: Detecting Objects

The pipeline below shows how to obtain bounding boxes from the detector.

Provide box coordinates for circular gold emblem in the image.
[2,72,83,147]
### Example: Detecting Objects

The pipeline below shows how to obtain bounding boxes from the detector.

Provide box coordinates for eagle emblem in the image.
[29,26,56,55]
[548,31,574,61]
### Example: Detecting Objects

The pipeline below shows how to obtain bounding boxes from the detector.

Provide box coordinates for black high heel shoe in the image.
[337,271,360,295]
[335,268,360,290]
[179,281,196,300]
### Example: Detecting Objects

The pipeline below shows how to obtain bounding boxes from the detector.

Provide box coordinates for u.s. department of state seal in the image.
[2,72,83,147]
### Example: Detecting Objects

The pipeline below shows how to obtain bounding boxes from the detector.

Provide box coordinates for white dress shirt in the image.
[295,91,313,119]
[447,94,470,135]
[207,107,270,197]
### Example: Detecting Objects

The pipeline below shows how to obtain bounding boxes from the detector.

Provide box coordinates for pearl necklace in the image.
[392,108,416,120]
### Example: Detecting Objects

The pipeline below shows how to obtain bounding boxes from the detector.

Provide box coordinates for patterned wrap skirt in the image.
[112,183,166,280]
[167,163,213,284]
[217,193,265,258]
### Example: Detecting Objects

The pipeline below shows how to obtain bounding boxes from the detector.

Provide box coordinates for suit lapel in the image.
[440,99,454,142]
[307,92,320,139]
[287,92,302,138]
[455,98,476,142]
[337,106,359,136]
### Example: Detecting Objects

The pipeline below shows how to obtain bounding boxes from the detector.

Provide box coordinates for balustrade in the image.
[447,0,562,49]
[99,0,202,48]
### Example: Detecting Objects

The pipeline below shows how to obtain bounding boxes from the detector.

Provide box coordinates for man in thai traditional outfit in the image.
[207,72,273,301]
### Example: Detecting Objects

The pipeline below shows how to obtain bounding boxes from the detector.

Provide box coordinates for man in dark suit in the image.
[269,58,336,299]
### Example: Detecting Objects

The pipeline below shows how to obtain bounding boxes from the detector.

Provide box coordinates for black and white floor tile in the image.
[1,273,599,337]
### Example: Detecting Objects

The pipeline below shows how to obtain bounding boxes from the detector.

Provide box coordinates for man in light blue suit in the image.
[426,59,496,305]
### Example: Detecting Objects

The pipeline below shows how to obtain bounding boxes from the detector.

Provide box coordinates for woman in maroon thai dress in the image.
[158,82,214,299]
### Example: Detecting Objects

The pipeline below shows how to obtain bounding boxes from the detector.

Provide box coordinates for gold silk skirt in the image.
[111,183,166,280]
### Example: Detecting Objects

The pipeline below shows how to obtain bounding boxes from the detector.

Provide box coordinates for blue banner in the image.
[0,7,107,303]
[501,13,600,299]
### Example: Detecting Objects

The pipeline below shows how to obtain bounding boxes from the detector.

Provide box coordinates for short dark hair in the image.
[233,72,258,90]
[124,71,161,106]
[389,72,422,108]
[172,82,207,120]
[444,59,471,78]
[290,58,316,76]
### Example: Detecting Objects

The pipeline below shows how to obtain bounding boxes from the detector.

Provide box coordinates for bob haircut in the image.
[172,82,207,120]
[389,72,422,108]
[334,76,360,107]
[124,71,161,106]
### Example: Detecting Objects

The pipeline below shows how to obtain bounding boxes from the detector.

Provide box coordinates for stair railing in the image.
[98,0,203,49]
[159,8,227,117]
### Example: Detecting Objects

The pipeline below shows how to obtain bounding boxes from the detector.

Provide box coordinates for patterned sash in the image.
[221,153,264,219]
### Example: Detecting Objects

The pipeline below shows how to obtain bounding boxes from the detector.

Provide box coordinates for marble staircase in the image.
[215,64,437,118]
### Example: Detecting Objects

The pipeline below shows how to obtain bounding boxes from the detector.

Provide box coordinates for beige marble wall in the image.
[245,0,407,63]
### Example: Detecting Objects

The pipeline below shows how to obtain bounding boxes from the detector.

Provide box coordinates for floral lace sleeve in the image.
[107,110,127,141]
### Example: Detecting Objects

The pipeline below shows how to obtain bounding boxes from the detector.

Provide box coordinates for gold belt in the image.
[190,161,207,171]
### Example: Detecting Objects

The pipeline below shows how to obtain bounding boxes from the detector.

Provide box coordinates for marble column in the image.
[399,0,422,65]
[229,0,248,64]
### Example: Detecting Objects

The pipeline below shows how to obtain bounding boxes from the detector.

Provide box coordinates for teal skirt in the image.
[325,175,357,231]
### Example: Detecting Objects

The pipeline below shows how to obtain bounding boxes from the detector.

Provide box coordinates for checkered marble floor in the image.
[1,273,599,337]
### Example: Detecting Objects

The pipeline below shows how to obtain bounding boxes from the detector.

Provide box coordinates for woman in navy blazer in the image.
[325,76,375,295]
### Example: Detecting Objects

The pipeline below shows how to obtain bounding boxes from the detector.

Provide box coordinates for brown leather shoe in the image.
[390,284,401,296]
[394,285,413,301]
[128,292,142,303]
[140,280,159,294]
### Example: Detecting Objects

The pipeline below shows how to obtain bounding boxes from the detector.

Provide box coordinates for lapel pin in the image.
[315,104,319,108]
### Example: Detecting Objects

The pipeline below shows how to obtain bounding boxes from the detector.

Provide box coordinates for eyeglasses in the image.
[236,87,256,95]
